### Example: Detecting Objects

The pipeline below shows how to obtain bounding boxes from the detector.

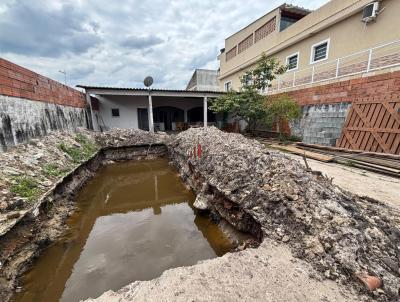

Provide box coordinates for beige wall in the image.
[219,0,399,91]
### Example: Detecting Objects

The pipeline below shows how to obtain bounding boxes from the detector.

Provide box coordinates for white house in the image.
[77,86,223,132]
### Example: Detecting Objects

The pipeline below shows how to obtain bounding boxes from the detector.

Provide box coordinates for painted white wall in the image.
[96,95,147,129]
[96,95,206,130]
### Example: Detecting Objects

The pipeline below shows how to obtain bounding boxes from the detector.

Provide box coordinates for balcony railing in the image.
[266,39,400,94]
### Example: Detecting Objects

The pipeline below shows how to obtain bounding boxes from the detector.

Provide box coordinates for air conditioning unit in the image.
[362,2,380,23]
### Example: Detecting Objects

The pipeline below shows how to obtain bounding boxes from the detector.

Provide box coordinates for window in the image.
[310,39,330,63]
[286,52,299,71]
[224,81,232,92]
[111,108,120,117]
[280,15,300,31]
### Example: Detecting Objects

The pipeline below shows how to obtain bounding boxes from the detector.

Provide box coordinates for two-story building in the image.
[218,0,400,154]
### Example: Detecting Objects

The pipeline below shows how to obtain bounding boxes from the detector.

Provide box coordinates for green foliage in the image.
[265,94,302,133]
[10,176,41,202]
[42,163,69,178]
[276,134,303,143]
[240,54,287,91]
[287,135,302,142]
[210,88,266,130]
[58,134,98,163]
[211,55,287,131]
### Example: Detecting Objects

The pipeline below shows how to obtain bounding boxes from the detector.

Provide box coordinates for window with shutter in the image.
[310,39,330,63]
[286,53,299,71]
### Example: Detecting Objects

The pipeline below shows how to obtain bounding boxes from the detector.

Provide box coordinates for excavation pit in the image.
[12,158,248,302]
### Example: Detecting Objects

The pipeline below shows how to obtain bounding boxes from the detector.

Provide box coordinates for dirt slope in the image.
[168,127,400,301]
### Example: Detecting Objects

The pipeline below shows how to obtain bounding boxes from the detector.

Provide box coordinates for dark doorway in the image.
[138,108,149,131]
[153,106,184,131]
[187,107,216,123]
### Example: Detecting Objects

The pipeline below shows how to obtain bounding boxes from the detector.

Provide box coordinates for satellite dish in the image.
[144,76,153,87]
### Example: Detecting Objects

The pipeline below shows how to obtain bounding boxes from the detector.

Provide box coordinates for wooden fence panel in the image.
[337,100,400,154]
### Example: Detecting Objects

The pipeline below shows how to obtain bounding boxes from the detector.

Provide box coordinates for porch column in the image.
[184,109,188,123]
[203,96,208,128]
[148,90,154,133]
[85,92,99,131]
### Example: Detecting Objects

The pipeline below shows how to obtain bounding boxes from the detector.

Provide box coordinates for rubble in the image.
[0,128,168,302]
[1,126,399,301]
[193,194,210,210]
[0,128,168,218]
[169,127,400,301]
[94,128,168,147]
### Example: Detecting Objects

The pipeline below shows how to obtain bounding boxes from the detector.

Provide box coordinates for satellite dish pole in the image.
[144,76,154,133]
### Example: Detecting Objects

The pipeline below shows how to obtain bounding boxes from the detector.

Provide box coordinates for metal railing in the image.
[266,39,400,94]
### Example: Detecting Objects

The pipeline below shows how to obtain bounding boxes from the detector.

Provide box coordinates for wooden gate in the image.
[336,100,400,154]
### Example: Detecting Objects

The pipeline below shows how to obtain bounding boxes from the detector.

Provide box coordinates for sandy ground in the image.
[280,152,400,210]
[84,240,360,302]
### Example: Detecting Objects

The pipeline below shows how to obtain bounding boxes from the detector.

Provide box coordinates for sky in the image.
[0,0,329,90]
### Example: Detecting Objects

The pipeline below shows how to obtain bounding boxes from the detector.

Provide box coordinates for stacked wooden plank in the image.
[296,142,400,178]
[248,135,399,177]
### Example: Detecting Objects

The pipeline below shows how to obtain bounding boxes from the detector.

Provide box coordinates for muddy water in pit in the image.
[13,158,238,302]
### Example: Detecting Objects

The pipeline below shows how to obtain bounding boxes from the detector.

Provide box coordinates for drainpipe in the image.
[203,96,208,128]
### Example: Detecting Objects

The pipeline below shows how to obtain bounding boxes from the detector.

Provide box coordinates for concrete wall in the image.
[220,0,399,90]
[187,69,220,91]
[0,58,89,151]
[291,102,350,145]
[271,70,400,146]
[0,95,88,151]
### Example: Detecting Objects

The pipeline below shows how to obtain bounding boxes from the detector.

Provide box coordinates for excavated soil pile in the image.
[169,127,400,301]
[94,128,168,147]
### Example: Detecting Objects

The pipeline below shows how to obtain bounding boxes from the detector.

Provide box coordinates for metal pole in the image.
[148,89,154,133]
[58,70,67,85]
[335,58,340,78]
[292,72,296,87]
[367,49,373,72]
[203,96,208,128]
[311,66,315,83]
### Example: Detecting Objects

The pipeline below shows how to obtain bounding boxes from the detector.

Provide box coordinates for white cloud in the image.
[0,0,329,89]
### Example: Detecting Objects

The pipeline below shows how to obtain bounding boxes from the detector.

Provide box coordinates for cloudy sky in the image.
[0,0,329,90]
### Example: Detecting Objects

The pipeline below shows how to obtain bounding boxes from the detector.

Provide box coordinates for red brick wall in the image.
[272,70,400,106]
[0,58,86,108]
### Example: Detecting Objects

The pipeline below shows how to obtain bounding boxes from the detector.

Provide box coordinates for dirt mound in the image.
[169,127,400,301]
[94,128,168,147]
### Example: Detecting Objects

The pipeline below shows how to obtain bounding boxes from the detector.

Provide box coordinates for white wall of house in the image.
[96,95,206,130]
[96,95,148,129]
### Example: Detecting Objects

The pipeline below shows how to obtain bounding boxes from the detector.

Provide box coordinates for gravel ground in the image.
[84,240,360,302]
[281,152,400,210]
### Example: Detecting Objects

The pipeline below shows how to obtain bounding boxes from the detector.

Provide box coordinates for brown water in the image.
[13,159,235,302]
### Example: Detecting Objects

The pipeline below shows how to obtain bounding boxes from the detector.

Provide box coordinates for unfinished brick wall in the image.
[0,58,86,108]
[0,58,89,151]
[270,71,400,153]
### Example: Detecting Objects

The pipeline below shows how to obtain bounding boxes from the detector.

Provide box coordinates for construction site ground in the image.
[269,149,400,210]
